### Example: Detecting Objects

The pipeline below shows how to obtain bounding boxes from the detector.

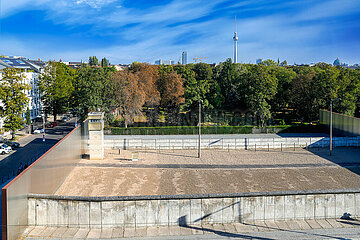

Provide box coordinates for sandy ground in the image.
[55,148,360,197]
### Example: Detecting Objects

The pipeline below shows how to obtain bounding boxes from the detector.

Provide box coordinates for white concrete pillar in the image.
[88,112,104,160]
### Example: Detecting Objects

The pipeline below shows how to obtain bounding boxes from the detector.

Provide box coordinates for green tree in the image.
[289,69,317,121]
[354,69,360,117]
[0,68,30,139]
[181,63,212,111]
[89,56,99,66]
[25,108,31,125]
[260,59,278,67]
[39,61,75,121]
[240,64,278,126]
[281,60,288,66]
[73,66,115,121]
[269,66,296,112]
[333,68,360,116]
[213,58,246,109]
[101,57,109,68]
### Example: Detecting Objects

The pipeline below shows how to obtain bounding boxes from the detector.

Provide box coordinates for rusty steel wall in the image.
[320,110,360,136]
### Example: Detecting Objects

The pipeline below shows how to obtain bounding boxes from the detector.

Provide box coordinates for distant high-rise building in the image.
[182,51,187,65]
[154,59,174,65]
[256,59,262,64]
[333,57,341,66]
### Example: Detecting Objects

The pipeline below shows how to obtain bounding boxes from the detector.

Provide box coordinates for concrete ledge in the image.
[28,192,360,228]
[29,188,360,201]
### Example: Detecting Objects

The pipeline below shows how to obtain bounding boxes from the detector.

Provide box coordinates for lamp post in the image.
[198,99,201,158]
[42,110,46,142]
[330,98,341,156]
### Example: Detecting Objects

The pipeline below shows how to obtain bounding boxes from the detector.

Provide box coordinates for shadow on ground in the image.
[178,215,353,240]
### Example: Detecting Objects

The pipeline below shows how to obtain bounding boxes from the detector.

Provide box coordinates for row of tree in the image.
[38,58,360,127]
[89,56,110,67]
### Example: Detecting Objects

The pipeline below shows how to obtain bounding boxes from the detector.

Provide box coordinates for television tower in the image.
[233,16,238,63]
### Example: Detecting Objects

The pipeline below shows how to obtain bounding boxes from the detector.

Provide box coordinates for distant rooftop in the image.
[0,57,45,72]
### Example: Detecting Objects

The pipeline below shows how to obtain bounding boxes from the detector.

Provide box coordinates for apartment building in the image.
[0,57,44,130]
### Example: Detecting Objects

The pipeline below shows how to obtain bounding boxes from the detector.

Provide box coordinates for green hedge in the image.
[108,125,294,135]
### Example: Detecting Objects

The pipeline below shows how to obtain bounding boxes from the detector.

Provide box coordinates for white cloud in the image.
[0,0,117,18]
[1,0,50,17]
[75,0,117,9]
[1,0,359,65]
[295,0,360,21]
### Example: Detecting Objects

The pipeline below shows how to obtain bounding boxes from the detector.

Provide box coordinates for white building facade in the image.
[0,57,44,131]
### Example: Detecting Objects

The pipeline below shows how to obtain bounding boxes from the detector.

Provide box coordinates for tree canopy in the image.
[33,57,360,127]
[38,61,75,120]
[0,68,30,138]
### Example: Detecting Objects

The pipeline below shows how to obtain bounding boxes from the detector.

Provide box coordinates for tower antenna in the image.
[235,16,237,32]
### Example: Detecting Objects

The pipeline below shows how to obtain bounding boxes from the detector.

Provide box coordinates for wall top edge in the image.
[320,109,360,120]
[28,188,360,201]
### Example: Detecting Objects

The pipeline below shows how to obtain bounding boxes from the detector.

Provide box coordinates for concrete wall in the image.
[320,110,360,136]
[104,136,360,150]
[28,190,360,228]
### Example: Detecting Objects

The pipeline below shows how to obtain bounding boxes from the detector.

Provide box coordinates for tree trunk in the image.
[11,131,16,140]
[53,106,57,121]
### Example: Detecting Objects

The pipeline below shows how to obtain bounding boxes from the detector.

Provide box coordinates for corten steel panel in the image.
[320,110,360,137]
[356,118,360,135]
[2,122,87,240]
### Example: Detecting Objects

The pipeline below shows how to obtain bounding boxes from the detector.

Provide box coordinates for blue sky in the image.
[1,0,360,64]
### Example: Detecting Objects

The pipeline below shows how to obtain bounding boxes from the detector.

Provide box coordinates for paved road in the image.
[0,119,75,232]
[105,133,330,140]
[0,120,75,177]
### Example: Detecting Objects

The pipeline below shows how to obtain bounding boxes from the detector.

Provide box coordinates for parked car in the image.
[34,128,44,134]
[0,147,7,155]
[0,143,12,154]
[0,138,20,148]
[52,121,57,127]
[33,116,43,123]
[62,117,68,122]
